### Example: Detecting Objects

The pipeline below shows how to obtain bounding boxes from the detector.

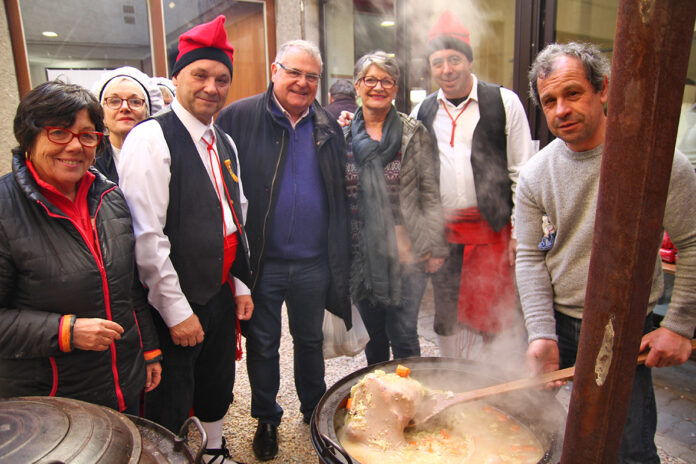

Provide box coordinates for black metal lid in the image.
[0,396,140,463]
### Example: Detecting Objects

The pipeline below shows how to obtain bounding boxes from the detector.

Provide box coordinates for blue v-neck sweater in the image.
[266,102,329,260]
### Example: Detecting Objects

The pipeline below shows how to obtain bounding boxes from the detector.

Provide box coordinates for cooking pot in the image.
[0,396,206,463]
[310,357,566,464]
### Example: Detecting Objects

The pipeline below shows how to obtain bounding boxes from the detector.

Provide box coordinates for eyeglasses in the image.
[360,76,397,89]
[275,62,321,84]
[45,127,103,148]
[103,96,146,111]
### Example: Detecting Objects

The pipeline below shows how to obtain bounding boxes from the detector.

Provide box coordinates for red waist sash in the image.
[222,232,239,285]
[221,232,244,360]
[444,208,515,334]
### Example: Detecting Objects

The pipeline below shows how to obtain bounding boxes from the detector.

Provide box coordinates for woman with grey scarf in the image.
[346,51,448,365]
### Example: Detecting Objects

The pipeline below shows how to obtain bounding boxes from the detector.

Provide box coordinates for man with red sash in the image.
[412,10,534,357]
[118,16,252,464]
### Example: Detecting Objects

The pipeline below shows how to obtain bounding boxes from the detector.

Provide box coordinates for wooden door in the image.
[223,2,269,107]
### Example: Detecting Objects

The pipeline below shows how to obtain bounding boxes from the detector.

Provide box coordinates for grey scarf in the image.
[350,106,403,306]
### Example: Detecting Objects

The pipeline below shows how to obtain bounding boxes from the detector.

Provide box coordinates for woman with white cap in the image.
[92,67,164,183]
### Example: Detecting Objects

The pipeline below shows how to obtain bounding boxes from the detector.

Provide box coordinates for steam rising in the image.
[425,278,531,378]
[325,0,516,108]
[325,1,534,383]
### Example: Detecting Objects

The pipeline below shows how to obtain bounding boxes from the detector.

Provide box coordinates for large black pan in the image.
[310,357,567,464]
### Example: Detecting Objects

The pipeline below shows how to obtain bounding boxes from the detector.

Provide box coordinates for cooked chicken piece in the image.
[343,370,425,449]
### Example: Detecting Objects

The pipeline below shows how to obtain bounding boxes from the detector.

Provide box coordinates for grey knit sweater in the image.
[515,138,696,342]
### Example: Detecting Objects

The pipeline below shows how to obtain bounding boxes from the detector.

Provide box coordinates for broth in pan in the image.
[338,370,544,464]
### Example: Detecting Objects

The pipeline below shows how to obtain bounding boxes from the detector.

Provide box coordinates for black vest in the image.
[417,81,511,231]
[94,140,119,184]
[152,110,251,305]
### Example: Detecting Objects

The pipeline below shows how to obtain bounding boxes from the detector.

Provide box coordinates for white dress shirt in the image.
[411,74,533,213]
[111,144,121,167]
[118,99,250,328]
[272,91,310,128]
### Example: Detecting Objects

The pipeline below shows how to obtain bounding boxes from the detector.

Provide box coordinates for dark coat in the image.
[324,96,358,122]
[216,84,352,327]
[0,152,158,411]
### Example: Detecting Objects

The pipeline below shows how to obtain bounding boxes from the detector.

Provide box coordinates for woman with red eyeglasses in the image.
[0,80,161,414]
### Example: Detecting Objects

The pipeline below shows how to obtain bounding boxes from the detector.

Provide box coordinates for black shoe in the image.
[252,423,278,461]
[202,437,245,464]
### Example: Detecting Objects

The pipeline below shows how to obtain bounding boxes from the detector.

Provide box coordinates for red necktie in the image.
[441,98,472,148]
[203,132,245,361]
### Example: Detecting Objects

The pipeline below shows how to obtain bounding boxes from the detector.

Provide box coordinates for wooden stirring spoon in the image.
[408,339,696,427]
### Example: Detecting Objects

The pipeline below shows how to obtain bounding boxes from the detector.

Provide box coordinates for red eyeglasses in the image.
[45,127,103,148]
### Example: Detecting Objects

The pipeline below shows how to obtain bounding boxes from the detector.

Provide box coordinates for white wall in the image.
[275,0,324,96]
[275,0,321,49]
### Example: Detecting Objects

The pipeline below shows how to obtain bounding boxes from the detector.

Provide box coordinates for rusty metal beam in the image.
[147,0,168,78]
[561,1,696,463]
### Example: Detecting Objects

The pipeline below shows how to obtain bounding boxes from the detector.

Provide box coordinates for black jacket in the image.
[0,152,158,411]
[216,84,352,326]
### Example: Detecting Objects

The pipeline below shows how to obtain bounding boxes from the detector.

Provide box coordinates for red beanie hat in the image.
[426,10,473,61]
[171,15,234,77]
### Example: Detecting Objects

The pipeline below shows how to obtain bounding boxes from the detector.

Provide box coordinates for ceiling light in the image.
[42,31,58,38]
[169,2,175,8]
[380,20,395,27]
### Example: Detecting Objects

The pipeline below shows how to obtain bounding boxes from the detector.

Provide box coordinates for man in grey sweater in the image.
[516,42,696,463]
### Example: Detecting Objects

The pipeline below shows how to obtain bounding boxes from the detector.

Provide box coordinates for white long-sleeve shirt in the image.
[118,99,250,328]
[411,75,533,212]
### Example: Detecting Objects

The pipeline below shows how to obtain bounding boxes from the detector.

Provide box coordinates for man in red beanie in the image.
[118,15,252,464]
[412,10,534,357]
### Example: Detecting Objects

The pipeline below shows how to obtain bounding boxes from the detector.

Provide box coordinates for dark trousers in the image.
[243,256,329,426]
[431,243,464,336]
[356,263,426,365]
[123,396,140,416]
[555,311,659,464]
[144,284,237,433]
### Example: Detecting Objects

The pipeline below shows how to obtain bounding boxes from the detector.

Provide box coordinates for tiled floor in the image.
[653,360,696,462]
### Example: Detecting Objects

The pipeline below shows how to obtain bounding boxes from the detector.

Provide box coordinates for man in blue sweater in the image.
[216,40,351,461]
